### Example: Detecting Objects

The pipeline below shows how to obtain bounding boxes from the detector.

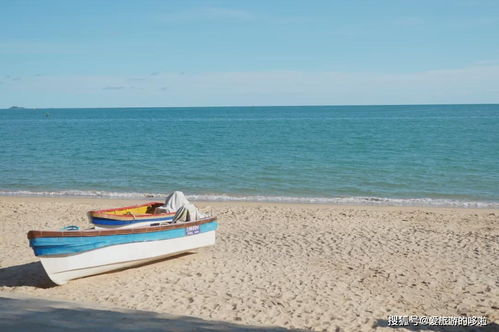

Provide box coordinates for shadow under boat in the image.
[0,261,54,288]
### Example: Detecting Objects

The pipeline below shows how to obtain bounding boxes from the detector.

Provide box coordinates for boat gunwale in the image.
[27,217,217,239]
[88,201,176,220]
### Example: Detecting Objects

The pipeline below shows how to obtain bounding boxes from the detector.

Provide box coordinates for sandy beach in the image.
[0,196,497,331]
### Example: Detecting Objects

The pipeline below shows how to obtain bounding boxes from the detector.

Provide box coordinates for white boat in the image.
[27,216,218,285]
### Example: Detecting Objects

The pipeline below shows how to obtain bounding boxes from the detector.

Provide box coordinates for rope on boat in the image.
[60,225,80,231]
[125,211,136,220]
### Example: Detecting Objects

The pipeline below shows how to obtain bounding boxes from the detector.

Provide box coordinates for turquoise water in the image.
[1,105,498,207]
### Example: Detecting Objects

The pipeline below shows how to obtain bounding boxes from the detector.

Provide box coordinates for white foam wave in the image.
[0,189,498,208]
[0,189,162,199]
[187,193,499,208]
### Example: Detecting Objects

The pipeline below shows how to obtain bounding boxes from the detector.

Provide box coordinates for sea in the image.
[1,104,498,208]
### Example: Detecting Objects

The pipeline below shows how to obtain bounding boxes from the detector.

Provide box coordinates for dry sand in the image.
[0,196,497,331]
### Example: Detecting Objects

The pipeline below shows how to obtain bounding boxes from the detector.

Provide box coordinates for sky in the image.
[1,0,499,108]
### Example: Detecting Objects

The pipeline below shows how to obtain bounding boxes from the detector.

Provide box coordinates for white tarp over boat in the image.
[160,191,190,213]
[155,191,207,222]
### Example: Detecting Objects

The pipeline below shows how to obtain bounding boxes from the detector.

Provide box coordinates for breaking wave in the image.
[1,189,497,208]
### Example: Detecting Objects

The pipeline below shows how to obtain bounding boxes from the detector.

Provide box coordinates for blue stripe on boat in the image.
[30,222,218,257]
[91,215,174,225]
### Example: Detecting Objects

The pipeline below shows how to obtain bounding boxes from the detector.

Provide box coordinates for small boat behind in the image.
[88,201,176,229]
[88,192,202,229]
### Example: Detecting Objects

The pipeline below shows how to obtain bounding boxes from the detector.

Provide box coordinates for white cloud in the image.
[103,86,126,90]
[0,40,86,55]
[393,17,425,27]
[160,7,254,23]
[2,65,499,108]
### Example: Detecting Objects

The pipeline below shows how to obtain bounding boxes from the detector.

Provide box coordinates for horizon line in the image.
[3,102,499,110]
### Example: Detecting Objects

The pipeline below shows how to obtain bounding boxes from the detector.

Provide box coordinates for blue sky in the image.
[1,0,498,108]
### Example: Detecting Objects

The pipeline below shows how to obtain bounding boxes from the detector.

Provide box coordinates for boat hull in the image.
[28,217,218,285]
[39,230,216,285]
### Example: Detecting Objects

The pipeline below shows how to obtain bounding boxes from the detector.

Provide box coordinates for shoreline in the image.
[0,194,498,213]
[1,191,498,209]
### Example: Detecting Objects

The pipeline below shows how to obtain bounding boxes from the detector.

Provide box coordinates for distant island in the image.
[8,106,26,110]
